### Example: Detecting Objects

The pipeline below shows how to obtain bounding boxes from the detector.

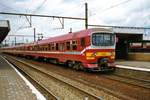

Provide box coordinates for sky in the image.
[0,0,150,44]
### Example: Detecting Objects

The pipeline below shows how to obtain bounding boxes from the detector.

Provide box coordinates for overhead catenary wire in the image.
[66,0,134,27]
[0,3,19,12]
[14,0,48,32]
[32,0,47,14]
[4,0,49,45]
[1,1,87,45]
[90,0,133,17]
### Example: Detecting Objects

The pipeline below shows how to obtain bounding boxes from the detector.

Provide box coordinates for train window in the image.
[51,43,55,50]
[36,46,38,51]
[92,33,115,46]
[29,47,32,51]
[45,47,48,51]
[34,46,36,51]
[56,43,59,50]
[66,41,70,50]
[36,45,39,51]
[72,40,77,50]
[59,43,64,51]
[46,45,49,51]
[44,46,46,51]
[38,47,41,51]
[48,44,51,50]
[33,46,36,51]
[81,38,85,47]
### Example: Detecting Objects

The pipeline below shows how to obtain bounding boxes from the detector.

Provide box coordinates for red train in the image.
[1,28,116,71]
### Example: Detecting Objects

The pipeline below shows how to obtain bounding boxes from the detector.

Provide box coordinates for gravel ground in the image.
[8,57,119,100]
[6,55,150,100]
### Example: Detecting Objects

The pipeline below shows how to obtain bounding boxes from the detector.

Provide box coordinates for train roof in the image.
[37,28,112,45]
[1,28,112,48]
[2,42,35,49]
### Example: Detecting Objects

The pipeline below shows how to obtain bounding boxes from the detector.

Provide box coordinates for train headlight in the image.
[112,52,115,56]
[86,52,93,56]
[86,52,95,60]
[110,52,115,59]
[96,52,111,56]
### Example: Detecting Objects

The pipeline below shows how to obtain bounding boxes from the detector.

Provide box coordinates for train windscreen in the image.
[92,33,115,46]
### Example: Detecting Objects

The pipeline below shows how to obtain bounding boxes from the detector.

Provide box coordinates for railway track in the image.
[101,73,150,90]
[4,56,104,100]
[3,54,150,100]
[4,57,59,100]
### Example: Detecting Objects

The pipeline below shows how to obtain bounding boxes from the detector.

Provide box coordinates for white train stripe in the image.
[32,51,81,55]
[116,65,150,72]
[7,50,81,55]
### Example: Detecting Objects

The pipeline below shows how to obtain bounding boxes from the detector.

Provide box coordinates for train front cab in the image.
[83,31,116,71]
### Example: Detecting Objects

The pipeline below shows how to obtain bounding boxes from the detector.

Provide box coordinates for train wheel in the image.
[112,67,116,71]
[73,62,84,71]
[66,61,74,68]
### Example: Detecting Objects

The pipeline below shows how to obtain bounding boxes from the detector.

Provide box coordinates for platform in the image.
[116,60,150,72]
[0,55,39,100]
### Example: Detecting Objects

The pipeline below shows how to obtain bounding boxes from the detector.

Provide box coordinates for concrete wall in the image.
[128,53,150,61]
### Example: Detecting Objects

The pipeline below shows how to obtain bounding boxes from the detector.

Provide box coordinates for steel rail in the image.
[5,56,101,100]
[4,55,140,100]
[102,74,150,89]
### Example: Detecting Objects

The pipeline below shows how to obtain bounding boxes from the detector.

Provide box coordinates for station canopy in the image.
[0,20,10,43]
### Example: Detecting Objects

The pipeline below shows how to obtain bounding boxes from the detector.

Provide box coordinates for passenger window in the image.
[48,44,51,50]
[56,43,59,50]
[51,43,55,50]
[81,38,85,47]
[35,45,39,51]
[34,46,37,51]
[72,40,77,50]
[59,43,64,51]
[66,41,71,50]
[45,45,48,51]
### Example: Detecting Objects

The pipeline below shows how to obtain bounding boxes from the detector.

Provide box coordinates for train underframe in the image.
[3,51,116,72]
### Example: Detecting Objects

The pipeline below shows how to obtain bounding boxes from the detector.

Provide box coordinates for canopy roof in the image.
[0,20,10,43]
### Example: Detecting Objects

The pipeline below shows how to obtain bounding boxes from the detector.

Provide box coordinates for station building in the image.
[111,26,150,60]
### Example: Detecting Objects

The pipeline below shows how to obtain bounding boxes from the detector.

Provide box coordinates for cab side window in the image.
[66,41,71,50]
[72,40,77,50]
[80,38,85,47]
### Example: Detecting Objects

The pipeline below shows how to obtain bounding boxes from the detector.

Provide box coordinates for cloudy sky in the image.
[0,0,150,44]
